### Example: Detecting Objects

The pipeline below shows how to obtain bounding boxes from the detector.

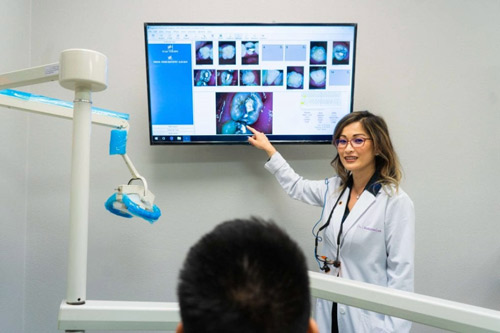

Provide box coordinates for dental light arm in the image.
[105,129,161,223]
[0,50,161,313]
[0,88,161,224]
[0,88,129,129]
[0,56,160,224]
[0,62,59,89]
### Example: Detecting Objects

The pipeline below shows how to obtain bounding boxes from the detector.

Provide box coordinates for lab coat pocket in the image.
[361,311,389,333]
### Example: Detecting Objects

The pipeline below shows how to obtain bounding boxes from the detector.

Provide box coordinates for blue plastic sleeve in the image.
[109,129,127,155]
[0,89,129,120]
[121,193,161,224]
[104,193,133,218]
[104,193,161,223]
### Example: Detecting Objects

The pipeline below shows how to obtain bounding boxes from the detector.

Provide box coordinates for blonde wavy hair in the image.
[331,111,402,191]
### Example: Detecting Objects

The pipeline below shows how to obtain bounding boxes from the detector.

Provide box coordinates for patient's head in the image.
[176,217,317,333]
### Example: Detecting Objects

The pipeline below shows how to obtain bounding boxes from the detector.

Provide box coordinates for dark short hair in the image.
[177,217,311,333]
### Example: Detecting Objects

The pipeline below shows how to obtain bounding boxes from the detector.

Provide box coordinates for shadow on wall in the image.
[146,143,334,164]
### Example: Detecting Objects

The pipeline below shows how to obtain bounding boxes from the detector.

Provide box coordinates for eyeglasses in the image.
[334,137,372,149]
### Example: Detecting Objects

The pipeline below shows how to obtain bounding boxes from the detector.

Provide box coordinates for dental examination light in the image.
[0,51,161,224]
[0,88,161,223]
[0,49,168,332]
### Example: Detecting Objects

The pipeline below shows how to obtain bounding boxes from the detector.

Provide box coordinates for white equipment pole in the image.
[58,49,108,305]
[65,88,92,304]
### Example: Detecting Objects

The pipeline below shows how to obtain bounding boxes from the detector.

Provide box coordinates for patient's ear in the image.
[176,322,184,333]
[307,318,319,333]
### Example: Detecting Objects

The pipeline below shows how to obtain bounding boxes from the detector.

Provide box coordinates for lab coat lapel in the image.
[341,191,376,241]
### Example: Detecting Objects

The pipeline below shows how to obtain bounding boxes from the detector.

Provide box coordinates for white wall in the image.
[0,0,30,332]
[1,0,499,332]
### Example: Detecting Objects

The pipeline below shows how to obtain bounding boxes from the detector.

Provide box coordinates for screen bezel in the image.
[144,22,357,145]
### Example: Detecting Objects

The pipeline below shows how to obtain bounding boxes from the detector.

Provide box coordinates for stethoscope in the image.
[314,184,349,273]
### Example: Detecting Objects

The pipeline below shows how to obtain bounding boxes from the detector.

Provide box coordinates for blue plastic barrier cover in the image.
[105,193,161,224]
[0,89,129,120]
[109,129,127,155]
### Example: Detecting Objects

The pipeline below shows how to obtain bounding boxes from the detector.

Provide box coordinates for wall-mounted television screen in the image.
[144,23,357,144]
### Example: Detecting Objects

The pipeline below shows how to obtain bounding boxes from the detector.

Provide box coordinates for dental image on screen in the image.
[145,23,356,144]
[219,41,237,65]
[332,41,350,65]
[309,66,327,89]
[242,41,259,65]
[194,69,216,86]
[287,66,304,90]
[310,41,327,65]
[216,92,273,135]
[240,70,261,86]
[195,41,213,65]
[262,69,283,86]
[217,70,238,86]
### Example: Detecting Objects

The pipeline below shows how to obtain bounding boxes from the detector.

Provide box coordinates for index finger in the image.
[246,125,258,134]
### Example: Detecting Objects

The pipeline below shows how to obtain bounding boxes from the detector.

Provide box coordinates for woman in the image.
[247,111,414,333]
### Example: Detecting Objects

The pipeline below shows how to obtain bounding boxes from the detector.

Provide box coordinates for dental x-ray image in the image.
[216,92,273,134]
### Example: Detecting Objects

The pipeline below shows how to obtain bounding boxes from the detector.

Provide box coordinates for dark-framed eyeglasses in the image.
[334,137,372,149]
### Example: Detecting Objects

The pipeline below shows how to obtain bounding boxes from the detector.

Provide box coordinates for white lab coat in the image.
[265,152,414,333]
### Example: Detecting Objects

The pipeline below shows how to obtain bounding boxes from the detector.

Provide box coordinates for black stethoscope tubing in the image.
[315,185,349,270]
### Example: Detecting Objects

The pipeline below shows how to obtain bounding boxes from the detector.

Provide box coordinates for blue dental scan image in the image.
[286,66,304,89]
[309,66,327,89]
[216,92,273,135]
[218,41,237,65]
[310,41,327,65]
[241,41,259,65]
[193,69,216,86]
[239,70,261,86]
[332,41,350,65]
[195,41,213,65]
[217,70,238,86]
[262,69,284,86]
